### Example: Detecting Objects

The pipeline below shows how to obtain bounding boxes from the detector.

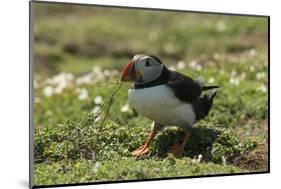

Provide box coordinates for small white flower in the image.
[45,72,74,93]
[65,73,74,81]
[213,53,220,60]
[208,77,215,84]
[103,70,111,77]
[240,72,246,80]
[192,154,203,164]
[189,60,198,68]
[78,88,88,100]
[229,77,240,86]
[222,156,226,165]
[93,162,100,174]
[249,49,257,57]
[34,97,41,103]
[189,60,202,71]
[94,96,103,105]
[256,72,266,80]
[92,66,102,74]
[53,86,64,94]
[43,86,54,97]
[121,103,130,113]
[76,73,93,85]
[249,65,255,72]
[176,61,186,70]
[197,154,203,163]
[53,72,73,86]
[258,84,267,93]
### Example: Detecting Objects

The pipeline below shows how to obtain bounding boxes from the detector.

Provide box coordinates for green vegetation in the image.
[33,2,268,186]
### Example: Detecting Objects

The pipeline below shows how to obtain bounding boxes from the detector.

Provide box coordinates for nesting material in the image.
[93,81,124,128]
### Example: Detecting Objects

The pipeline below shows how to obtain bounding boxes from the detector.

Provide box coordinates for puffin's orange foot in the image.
[168,143,184,158]
[132,144,149,157]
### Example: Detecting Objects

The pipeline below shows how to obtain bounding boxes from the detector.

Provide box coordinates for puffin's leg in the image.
[168,128,191,158]
[132,122,163,157]
[131,129,156,156]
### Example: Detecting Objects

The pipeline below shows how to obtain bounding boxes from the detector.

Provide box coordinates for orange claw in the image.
[168,130,191,158]
[132,144,149,156]
[131,129,157,157]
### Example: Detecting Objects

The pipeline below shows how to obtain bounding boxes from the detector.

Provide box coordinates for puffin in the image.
[121,54,219,158]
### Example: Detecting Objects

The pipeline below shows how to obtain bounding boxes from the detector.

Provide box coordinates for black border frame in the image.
[29,1,270,188]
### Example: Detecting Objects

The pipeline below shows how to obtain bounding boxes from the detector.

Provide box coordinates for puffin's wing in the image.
[167,71,202,103]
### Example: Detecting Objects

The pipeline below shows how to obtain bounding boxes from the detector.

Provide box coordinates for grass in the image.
[32,2,268,186]
[35,158,243,185]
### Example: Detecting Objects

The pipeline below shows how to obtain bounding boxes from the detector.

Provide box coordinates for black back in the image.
[166,71,202,103]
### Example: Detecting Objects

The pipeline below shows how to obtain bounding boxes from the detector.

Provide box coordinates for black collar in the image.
[134,66,170,89]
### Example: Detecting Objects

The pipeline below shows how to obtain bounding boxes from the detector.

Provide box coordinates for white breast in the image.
[128,85,195,127]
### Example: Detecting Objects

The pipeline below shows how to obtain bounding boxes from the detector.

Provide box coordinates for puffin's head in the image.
[121,54,164,84]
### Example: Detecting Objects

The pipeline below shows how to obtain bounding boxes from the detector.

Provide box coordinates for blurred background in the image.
[33,3,268,77]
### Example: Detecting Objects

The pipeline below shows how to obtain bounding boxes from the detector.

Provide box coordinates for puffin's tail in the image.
[194,90,217,121]
[195,76,219,91]
[202,85,220,91]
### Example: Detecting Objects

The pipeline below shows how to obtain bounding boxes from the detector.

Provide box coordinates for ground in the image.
[32,2,268,186]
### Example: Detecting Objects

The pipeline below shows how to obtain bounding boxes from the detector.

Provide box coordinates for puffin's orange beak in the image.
[121,61,133,81]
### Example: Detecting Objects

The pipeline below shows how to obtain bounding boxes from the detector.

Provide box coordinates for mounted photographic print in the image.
[29,1,269,188]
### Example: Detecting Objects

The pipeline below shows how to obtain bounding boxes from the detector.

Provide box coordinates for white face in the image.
[132,54,164,84]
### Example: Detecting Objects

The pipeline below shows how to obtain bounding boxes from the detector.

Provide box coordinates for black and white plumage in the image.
[121,54,219,157]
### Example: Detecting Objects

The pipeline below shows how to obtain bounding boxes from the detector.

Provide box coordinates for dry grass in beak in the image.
[93,80,124,130]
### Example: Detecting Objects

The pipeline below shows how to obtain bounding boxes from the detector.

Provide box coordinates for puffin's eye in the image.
[145,60,151,67]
